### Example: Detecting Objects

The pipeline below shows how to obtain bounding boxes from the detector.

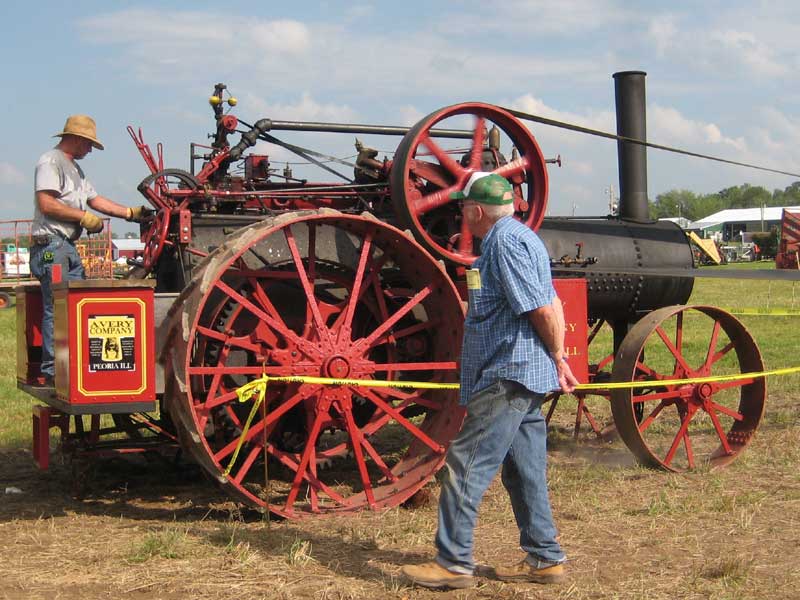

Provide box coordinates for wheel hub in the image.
[324,355,352,378]
[692,382,714,405]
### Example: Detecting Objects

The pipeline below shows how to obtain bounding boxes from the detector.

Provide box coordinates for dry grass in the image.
[1,279,799,599]
[0,403,797,600]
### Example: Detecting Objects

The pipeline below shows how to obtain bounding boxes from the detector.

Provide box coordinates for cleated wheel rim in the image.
[610,305,766,471]
[390,102,548,266]
[168,211,465,517]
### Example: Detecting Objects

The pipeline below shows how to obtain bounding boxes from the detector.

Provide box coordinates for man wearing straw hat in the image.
[31,115,148,386]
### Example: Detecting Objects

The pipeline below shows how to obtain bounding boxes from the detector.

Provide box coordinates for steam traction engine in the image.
[18,73,766,518]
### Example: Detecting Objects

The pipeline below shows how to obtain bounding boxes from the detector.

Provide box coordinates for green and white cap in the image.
[450,172,514,205]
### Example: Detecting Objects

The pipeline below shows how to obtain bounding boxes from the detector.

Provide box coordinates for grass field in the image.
[0,271,798,599]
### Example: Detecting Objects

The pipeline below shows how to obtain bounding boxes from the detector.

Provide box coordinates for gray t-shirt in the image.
[33,148,98,239]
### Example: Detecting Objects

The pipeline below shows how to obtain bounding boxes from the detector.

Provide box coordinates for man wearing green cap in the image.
[402,172,578,589]
[31,115,149,386]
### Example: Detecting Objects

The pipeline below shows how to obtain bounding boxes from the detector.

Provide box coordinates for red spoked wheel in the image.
[390,102,549,265]
[610,305,766,471]
[166,211,465,517]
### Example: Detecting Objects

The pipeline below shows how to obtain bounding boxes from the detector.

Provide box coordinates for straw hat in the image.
[53,115,104,150]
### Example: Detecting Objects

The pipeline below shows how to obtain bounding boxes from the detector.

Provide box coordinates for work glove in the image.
[80,211,104,234]
[126,205,152,223]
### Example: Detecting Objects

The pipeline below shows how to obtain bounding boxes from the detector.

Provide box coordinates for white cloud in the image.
[77,9,598,100]
[242,91,357,123]
[649,104,746,152]
[397,105,425,127]
[245,20,311,54]
[0,162,24,185]
[443,0,635,35]
[709,29,786,78]
[648,15,678,57]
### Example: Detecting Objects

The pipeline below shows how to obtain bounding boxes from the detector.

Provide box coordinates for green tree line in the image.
[649,182,800,221]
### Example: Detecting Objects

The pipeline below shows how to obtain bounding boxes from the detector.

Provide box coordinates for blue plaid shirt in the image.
[459,216,559,404]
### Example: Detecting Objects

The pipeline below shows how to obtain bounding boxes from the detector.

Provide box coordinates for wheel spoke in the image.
[663,408,695,466]
[596,352,615,372]
[708,401,744,421]
[683,429,695,469]
[407,159,453,188]
[369,319,439,349]
[708,341,736,366]
[360,388,444,453]
[205,389,239,409]
[341,406,377,507]
[468,117,486,171]
[638,400,668,432]
[587,319,606,346]
[703,320,722,369]
[214,279,314,354]
[248,277,295,334]
[356,287,433,351]
[339,233,373,341]
[632,388,683,403]
[493,156,530,180]
[419,133,466,179]
[634,360,660,378]
[329,254,389,336]
[265,443,345,505]
[231,444,262,485]
[705,404,733,455]
[196,325,265,354]
[414,183,463,215]
[373,385,441,410]
[655,325,693,374]
[284,227,333,348]
[284,410,326,510]
[359,435,397,482]
[212,388,310,462]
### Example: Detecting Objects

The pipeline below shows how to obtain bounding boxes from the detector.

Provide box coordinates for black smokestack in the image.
[613,71,651,222]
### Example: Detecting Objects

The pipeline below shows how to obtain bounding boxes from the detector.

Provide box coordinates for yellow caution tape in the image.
[575,365,800,391]
[717,307,800,316]
[222,365,800,477]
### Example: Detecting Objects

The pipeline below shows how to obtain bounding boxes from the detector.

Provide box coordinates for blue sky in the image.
[2,1,799,233]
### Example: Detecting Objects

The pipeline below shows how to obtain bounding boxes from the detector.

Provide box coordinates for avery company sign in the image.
[87,315,136,372]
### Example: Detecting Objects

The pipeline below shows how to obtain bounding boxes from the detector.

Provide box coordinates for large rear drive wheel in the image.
[166,211,465,517]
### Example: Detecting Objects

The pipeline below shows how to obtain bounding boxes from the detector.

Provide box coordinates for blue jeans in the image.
[435,379,564,574]
[30,238,85,377]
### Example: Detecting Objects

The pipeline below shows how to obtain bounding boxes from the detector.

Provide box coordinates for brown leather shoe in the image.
[401,561,475,589]
[493,558,566,584]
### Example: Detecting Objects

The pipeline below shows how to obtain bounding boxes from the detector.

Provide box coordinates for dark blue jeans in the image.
[435,379,564,574]
[30,238,85,377]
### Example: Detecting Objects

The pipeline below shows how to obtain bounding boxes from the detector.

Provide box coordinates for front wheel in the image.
[610,305,766,471]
